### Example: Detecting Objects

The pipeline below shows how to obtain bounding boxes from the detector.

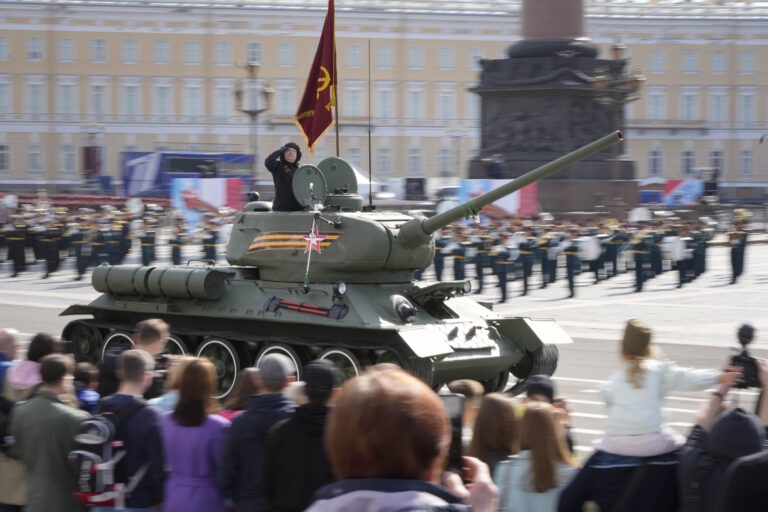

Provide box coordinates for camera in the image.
[729,324,760,389]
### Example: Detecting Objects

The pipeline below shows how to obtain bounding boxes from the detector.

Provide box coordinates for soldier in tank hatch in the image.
[265,142,304,212]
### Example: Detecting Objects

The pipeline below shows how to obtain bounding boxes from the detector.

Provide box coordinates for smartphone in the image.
[440,393,465,474]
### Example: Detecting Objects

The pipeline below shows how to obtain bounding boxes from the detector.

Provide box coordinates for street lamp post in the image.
[234,61,274,187]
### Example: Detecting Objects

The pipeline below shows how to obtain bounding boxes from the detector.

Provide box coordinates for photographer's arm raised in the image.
[757,358,768,426]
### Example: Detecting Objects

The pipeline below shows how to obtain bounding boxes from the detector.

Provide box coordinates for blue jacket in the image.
[218,393,296,511]
[97,394,165,509]
[0,354,13,394]
[558,450,679,512]
[307,478,470,512]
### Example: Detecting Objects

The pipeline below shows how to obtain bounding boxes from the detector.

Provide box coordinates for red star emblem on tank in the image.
[303,226,327,254]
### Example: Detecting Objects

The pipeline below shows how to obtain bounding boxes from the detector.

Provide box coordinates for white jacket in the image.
[494,451,577,512]
[600,359,718,435]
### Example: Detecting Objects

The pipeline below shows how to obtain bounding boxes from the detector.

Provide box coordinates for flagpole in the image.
[333,18,340,157]
[367,38,373,207]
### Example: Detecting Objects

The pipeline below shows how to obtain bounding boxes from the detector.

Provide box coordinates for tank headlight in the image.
[333,281,347,298]
[392,295,416,323]
[462,281,472,294]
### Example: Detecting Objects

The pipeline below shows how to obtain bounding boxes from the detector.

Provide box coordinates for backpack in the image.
[68,399,149,509]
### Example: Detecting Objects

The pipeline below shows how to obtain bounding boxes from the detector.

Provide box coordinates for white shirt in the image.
[600,359,718,436]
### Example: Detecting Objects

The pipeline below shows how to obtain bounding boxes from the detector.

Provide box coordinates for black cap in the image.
[303,359,342,404]
[281,142,302,164]
[525,374,555,403]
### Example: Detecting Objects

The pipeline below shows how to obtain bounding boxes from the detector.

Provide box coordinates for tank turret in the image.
[227,130,623,284]
[61,132,624,398]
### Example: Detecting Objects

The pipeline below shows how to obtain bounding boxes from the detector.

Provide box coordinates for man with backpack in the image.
[93,350,165,511]
[97,319,169,400]
[9,354,90,512]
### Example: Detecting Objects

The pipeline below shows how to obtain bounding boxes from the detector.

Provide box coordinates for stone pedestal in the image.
[469,0,641,213]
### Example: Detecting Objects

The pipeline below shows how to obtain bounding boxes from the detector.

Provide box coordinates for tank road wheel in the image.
[506,344,559,396]
[163,335,188,356]
[101,330,134,363]
[375,350,436,389]
[317,348,362,382]
[255,343,304,382]
[67,321,103,365]
[197,338,240,399]
[481,370,511,394]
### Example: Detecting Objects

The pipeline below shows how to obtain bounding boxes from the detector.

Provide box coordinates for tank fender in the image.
[397,326,454,358]
[488,317,573,353]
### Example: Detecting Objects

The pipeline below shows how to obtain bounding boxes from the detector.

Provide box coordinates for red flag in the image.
[294,0,337,153]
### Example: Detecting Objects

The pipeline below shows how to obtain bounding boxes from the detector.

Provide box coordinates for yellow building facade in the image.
[0,0,766,198]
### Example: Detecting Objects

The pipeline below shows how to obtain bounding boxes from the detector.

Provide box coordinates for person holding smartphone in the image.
[306,366,498,512]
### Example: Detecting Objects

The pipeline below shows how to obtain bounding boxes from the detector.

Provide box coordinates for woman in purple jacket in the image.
[162,358,231,512]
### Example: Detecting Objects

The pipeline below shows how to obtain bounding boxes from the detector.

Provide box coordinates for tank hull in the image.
[62,264,570,396]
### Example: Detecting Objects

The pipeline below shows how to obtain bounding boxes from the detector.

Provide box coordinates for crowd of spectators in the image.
[0,319,767,512]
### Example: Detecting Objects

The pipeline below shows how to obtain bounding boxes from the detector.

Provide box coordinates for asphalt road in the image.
[1,241,766,456]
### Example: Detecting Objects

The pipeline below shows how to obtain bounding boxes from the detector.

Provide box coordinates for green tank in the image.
[61,131,623,398]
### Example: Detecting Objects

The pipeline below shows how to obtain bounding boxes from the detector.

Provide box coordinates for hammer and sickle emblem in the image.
[316,66,330,99]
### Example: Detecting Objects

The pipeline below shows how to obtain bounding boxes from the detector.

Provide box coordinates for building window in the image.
[648,89,666,120]
[58,83,76,115]
[710,150,723,171]
[183,86,202,116]
[682,50,698,74]
[648,149,662,176]
[276,86,295,116]
[91,38,107,62]
[737,92,756,122]
[680,90,698,121]
[0,83,10,114]
[214,86,232,117]
[466,93,480,121]
[347,148,362,168]
[90,84,107,115]
[59,145,75,173]
[25,83,44,114]
[27,37,43,61]
[122,39,139,64]
[122,84,140,116]
[739,150,753,176]
[739,50,755,74]
[438,47,455,70]
[58,38,75,62]
[154,40,170,64]
[408,147,422,175]
[469,47,483,70]
[650,50,665,74]
[0,37,8,61]
[709,93,727,123]
[406,88,424,119]
[347,44,361,68]
[711,51,725,74]
[247,42,261,63]
[27,145,43,172]
[0,145,8,172]
[408,46,423,70]
[154,85,172,116]
[216,41,231,66]
[377,147,391,174]
[438,148,453,176]
[375,88,393,119]
[345,87,363,117]
[185,41,201,65]
[682,150,696,176]
[437,90,455,120]
[377,45,393,69]
[278,43,294,66]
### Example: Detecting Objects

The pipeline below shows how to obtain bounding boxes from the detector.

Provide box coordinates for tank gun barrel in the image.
[421,130,624,236]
